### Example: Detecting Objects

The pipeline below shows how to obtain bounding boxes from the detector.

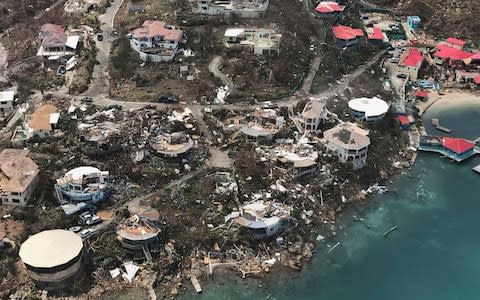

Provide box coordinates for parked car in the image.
[106,104,123,110]
[397,73,408,79]
[79,228,96,239]
[57,66,66,75]
[85,215,102,226]
[157,96,178,104]
[97,33,103,41]
[68,226,82,233]
[261,101,278,109]
[81,96,93,103]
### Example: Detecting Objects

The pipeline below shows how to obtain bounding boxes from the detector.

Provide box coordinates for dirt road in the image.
[82,0,124,97]
[208,56,234,90]
[0,42,8,82]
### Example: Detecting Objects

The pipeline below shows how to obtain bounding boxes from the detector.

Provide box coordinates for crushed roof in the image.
[39,23,67,46]
[132,20,183,42]
[0,149,39,193]
[301,99,325,119]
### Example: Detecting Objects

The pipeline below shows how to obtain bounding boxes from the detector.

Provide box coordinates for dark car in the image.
[81,96,93,103]
[57,66,66,75]
[97,33,103,41]
[106,104,123,110]
[157,96,178,104]
[397,73,408,79]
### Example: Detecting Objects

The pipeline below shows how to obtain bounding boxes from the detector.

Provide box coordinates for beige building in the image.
[323,123,370,169]
[0,149,40,206]
[300,99,327,132]
[19,229,86,291]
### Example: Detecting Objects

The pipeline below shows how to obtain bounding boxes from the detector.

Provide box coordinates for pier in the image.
[431,118,452,133]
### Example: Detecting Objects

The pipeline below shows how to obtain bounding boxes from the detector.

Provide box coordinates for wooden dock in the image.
[190,275,202,293]
[431,118,452,133]
[473,165,480,174]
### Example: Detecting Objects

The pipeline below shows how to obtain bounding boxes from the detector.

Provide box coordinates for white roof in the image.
[225,28,245,37]
[66,35,80,49]
[65,166,102,181]
[19,229,83,268]
[348,97,389,118]
[50,112,60,124]
[0,91,15,102]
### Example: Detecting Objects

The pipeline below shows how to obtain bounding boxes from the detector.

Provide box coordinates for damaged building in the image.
[129,20,184,63]
[0,149,40,206]
[323,123,370,169]
[150,132,194,159]
[292,98,327,133]
[78,121,123,155]
[240,109,285,143]
[193,0,269,18]
[226,200,296,239]
[213,172,238,195]
[269,140,319,177]
[19,229,87,291]
[224,28,281,55]
[11,104,59,145]
[55,166,111,203]
[116,207,162,261]
[36,24,80,65]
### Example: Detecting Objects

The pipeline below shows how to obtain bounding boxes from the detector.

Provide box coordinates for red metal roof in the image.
[367,27,384,40]
[416,90,428,98]
[332,25,364,41]
[442,137,474,154]
[400,48,424,67]
[470,53,480,60]
[397,115,410,126]
[445,37,466,46]
[474,76,480,85]
[315,1,345,14]
[435,44,472,61]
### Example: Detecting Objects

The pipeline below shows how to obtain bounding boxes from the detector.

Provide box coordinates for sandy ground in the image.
[431,90,480,109]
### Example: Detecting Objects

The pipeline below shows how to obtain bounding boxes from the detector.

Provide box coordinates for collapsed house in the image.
[323,123,370,169]
[269,139,319,177]
[129,20,184,63]
[240,109,285,143]
[36,24,80,64]
[78,121,123,155]
[226,200,296,239]
[19,229,87,291]
[150,132,194,159]
[11,104,59,145]
[0,90,15,115]
[55,166,110,204]
[193,0,269,18]
[116,207,162,261]
[0,149,39,207]
[213,172,238,194]
[64,0,101,14]
[224,28,281,55]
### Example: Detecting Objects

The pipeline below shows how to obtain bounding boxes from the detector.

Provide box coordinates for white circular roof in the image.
[65,166,101,181]
[19,230,83,268]
[348,97,389,118]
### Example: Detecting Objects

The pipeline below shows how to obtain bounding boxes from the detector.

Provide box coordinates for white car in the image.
[79,228,96,239]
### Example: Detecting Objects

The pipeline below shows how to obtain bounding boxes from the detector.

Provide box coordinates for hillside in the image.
[369,0,480,41]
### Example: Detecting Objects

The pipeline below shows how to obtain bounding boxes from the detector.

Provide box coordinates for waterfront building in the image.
[397,48,424,80]
[348,97,389,123]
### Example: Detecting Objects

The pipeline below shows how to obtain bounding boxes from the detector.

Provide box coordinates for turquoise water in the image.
[187,104,480,300]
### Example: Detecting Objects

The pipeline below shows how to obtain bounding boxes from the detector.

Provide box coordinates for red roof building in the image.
[332,25,364,40]
[474,76,480,85]
[397,115,410,128]
[445,37,466,48]
[416,90,428,99]
[315,1,345,15]
[435,44,472,61]
[367,27,385,41]
[442,137,474,154]
[400,49,424,67]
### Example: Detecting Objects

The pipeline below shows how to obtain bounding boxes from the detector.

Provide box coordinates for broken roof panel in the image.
[132,20,183,42]
[315,1,345,14]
